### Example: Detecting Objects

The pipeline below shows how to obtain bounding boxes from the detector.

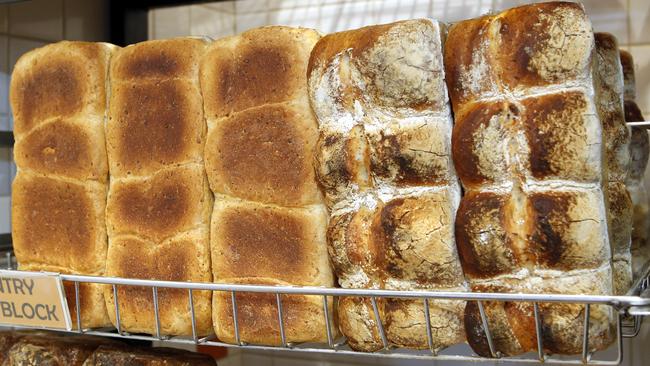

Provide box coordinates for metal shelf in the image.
[2,252,649,365]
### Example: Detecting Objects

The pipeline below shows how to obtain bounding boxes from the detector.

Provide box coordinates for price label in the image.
[0,270,71,330]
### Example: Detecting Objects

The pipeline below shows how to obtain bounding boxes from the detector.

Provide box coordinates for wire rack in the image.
[2,252,650,365]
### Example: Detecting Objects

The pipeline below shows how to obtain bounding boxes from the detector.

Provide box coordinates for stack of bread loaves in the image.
[308,20,467,351]
[104,38,213,335]
[200,27,335,345]
[621,50,650,277]
[10,41,116,328]
[447,2,615,356]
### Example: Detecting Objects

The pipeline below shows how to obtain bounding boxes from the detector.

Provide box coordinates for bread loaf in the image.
[308,20,466,352]
[621,50,650,277]
[200,26,335,345]
[82,345,216,365]
[593,33,632,295]
[446,2,614,356]
[4,334,116,366]
[105,38,212,336]
[10,41,116,328]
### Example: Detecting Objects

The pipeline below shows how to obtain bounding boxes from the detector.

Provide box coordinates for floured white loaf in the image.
[621,50,650,277]
[593,33,632,296]
[446,2,614,356]
[105,38,212,336]
[10,41,116,328]
[200,26,335,345]
[308,20,466,352]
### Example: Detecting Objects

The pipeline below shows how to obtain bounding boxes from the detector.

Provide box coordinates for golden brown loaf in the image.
[309,19,466,352]
[10,41,116,328]
[446,2,615,356]
[200,26,335,345]
[105,38,212,336]
[621,50,650,277]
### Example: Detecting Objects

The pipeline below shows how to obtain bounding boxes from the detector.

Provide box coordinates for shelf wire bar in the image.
[476,301,498,358]
[152,287,161,339]
[276,293,287,347]
[188,289,198,343]
[423,298,436,355]
[370,296,389,349]
[322,295,334,348]
[533,302,544,361]
[582,304,591,363]
[231,291,241,345]
[112,284,122,335]
[74,281,82,333]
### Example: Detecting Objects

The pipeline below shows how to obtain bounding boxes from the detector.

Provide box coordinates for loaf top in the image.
[445,1,593,113]
[620,49,636,101]
[107,38,207,178]
[201,26,320,119]
[10,41,116,137]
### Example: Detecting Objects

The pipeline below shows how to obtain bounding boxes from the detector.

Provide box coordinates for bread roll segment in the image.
[10,41,116,328]
[446,2,615,357]
[105,38,212,336]
[201,26,335,345]
[309,19,466,352]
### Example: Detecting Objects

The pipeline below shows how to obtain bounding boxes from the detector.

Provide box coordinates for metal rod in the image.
[423,298,435,354]
[322,295,333,348]
[74,281,82,332]
[582,304,591,362]
[370,297,388,349]
[152,287,161,339]
[112,284,122,335]
[5,252,11,270]
[188,289,198,343]
[231,291,241,345]
[616,310,624,365]
[53,272,650,307]
[477,301,497,358]
[533,302,544,361]
[276,293,287,347]
[626,121,650,127]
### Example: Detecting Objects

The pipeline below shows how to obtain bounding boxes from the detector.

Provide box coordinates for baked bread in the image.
[10,41,116,328]
[594,33,632,295]
[200,26,335,345]
[446,2,615,356]
[308,19,466,352]
[4,334,117,366]
[621,50,650,277]
[105,38,212,336]
[82,345,216,365]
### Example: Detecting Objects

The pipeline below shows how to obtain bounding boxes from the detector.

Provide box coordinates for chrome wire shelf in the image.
[2,252,650,365]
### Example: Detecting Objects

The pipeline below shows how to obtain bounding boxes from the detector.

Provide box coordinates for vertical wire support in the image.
[615,309,624,365]
[276,293,287,347]
[582,304,591,363]
[74,281,82,332]
[152,287,161,339]
[423,298,436,355]
[477,301,497,358]
[112,284,122,335]
[5,252,11,270]
[370,297,389,349]
[188,289,198,343]
[230,291,241,345]
[322,295,334,348]
[533,302,544,361]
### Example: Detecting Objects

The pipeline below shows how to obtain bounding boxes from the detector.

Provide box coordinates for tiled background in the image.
[0,0,650,365]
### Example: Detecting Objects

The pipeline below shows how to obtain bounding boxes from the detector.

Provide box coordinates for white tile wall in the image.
[63,0,109,41]
[191,5,235,39]
[630,44,650,117]
[0,5,7,34]
[150,5,191,40]
[629,0,650,45]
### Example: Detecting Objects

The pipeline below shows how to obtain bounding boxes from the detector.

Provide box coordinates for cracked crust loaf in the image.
[621,50,650,277]
[200,26,335,345]
[105,38,212,336]
[10,41,116,328]
[308,19,466,352]
[446,2,615,357]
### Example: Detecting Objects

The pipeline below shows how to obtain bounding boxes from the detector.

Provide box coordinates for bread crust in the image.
[10,41,116,328]
[445,2,616,356]
[309,19,466,352]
